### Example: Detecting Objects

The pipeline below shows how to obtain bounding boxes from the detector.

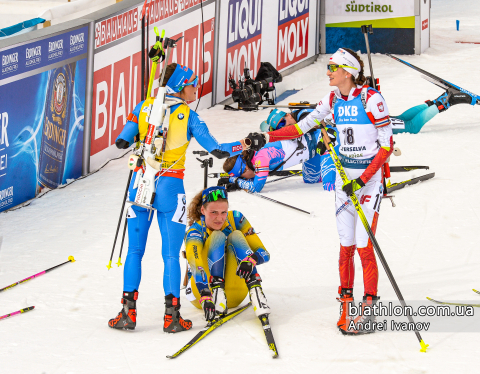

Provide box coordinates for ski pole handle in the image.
[0,306,35,321]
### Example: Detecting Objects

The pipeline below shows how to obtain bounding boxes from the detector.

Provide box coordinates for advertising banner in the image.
[276,0,310,71]
[91,0,216,171]
[324,0,415,54]
[223,0,262,98]
[0,26,88,212]
[216,0,317,103]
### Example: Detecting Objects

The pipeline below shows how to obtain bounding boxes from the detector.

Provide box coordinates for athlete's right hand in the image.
[115,138,130,149]
[245,132,269,151]
[199,290,216,322]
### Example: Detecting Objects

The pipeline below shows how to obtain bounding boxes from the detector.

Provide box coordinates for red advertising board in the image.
[277,1,309,71]
[92,8,215,159]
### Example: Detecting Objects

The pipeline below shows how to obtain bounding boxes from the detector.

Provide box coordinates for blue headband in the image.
[166,64,194,93]
[228,155,246,177]
[201,186,228,205]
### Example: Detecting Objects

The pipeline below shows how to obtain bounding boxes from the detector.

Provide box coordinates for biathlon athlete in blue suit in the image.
[108,63,249,333]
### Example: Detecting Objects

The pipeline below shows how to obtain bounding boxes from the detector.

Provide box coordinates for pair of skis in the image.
[167,303,278,359]
[427,289,480,307]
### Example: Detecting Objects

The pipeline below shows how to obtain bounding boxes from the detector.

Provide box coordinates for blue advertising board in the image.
[0,25,88,212]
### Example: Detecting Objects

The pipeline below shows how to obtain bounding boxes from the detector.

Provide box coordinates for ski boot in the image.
[108,290,138,330]
[428,87,475,112]
[246,273,270,317]
[341,294,380,335]
[163,294,192,333]
[337,287,354,332]
[210,276,227,317]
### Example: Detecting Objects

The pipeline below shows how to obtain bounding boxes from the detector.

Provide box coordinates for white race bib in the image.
[172,194,187,225]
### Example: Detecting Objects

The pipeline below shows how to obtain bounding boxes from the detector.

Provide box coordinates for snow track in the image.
[1,1,480,372]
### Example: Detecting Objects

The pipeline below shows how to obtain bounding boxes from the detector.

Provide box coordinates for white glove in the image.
[154,137,164,156]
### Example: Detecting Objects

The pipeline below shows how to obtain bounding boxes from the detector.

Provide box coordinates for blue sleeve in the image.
[185,227,209,292]
[232,211,270,265]
[188,111,243,157]
[231,175,266,193]
[321,126,339,191]
[116,101,143,145]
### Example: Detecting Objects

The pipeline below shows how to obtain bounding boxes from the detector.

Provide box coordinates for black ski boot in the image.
[163,294,192,333]
[108,290,138,330]
[428,87,475,112]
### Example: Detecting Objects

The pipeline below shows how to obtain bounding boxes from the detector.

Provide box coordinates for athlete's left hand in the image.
[236,253,258,279]
[316,128,337,155]
[342,178,365,196]
[225,182,241,192]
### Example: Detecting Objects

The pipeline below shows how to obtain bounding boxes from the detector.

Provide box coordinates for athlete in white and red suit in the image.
[258,48,393,334]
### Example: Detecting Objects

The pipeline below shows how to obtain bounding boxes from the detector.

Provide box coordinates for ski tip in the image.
[68,256,76,263]
[419,340,429,353]
[166,355,173,359]
[473,289,479,293]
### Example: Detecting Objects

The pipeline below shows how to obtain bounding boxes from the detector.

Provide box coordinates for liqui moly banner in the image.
[277,0,310,71]
[91,0,215,171]
[224,0,262,97]
[216,0,317,103]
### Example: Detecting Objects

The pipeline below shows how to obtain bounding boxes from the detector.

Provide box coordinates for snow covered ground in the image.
[1,0,480,372]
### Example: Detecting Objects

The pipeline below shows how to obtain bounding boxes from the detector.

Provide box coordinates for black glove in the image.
[225,182,241,192]
[316,128,337,155]
[236,253,258,279]
[115,138,130,149]
[246,132,267,151]
[199,289,216,322]
[342,178,365,196]
[217,177,230,186]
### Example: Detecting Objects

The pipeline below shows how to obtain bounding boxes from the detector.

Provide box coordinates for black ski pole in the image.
[265,173,301,185]
[360,24,377,90]
[141,16,145,101]
[116,216,128,267]
[243,190,311,215]
[107,170,132,270]
[1,257,75,293]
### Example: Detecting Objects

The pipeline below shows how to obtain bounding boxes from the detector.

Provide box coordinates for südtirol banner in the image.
[325,0,415,54]
[0,26,88,213]
[91,0,215,172]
